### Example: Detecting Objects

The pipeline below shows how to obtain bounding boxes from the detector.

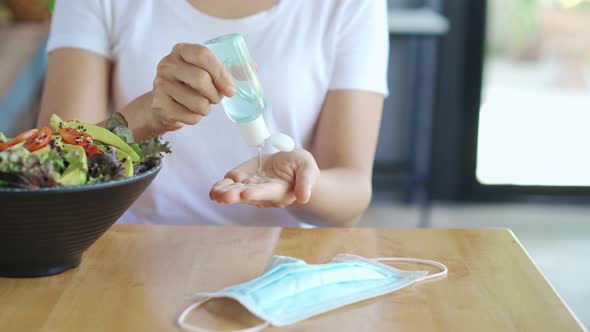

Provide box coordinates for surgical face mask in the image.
[178,254,447,332]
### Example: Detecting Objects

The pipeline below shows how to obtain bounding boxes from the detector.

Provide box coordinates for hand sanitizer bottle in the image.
[204,33,294,151]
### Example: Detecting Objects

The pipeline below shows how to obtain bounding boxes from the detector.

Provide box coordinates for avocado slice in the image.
[50,114,64,132]
[59,144,88,186]
[115,149,134,177]
[31,145,51,157]
[63,121,140,162]
[51,134,65,148]
[50,114,140,162]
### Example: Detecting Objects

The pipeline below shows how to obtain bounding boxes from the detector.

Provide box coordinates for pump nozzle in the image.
[238,115,271,147]
[270,133,295,152]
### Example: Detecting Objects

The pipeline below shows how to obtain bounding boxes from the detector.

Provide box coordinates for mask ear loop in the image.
[374,257,448,281]
[178,300,270,332]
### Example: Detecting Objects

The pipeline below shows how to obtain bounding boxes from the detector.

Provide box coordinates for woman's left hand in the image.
[210,149,320,208]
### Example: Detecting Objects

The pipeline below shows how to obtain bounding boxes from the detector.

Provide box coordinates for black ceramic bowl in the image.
[0,164,161,278]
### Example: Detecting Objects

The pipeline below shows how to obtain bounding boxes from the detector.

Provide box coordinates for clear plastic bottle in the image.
[205,33,271,147]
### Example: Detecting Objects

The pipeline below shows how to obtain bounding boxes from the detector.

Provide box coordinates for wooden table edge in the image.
[504,228,587,330]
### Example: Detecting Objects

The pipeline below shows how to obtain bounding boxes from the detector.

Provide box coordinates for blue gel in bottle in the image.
[205,34,270,147]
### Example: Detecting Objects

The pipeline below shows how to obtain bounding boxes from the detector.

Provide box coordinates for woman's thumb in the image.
[294,163,319,204]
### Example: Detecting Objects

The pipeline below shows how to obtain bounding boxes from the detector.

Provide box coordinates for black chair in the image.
[373,0,449,227]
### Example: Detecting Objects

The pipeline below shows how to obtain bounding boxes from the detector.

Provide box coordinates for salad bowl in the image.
[0,163,161,277]
[0,113,168,278]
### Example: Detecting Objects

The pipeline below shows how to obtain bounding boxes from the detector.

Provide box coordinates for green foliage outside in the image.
[486,0,590,58]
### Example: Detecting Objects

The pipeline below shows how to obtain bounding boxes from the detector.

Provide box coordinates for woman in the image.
[39,0,389,227]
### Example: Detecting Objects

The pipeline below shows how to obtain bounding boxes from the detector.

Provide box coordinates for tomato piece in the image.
[0,129,39,151]
[24,127,52,152]
[84,144,100,157]
[59,127,94,147]
[11,128,39,144]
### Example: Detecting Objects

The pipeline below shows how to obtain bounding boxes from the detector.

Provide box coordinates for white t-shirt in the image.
[47,0,389,227]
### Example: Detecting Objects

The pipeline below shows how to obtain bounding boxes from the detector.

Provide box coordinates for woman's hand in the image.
[141,43,236,135]
[210,150,320,208]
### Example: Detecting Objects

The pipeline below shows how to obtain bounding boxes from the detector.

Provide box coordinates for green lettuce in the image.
[0,146,60,189]
[87,150,127,184]
[105,113,128,131]
[103,113,170,174]
[132,136,171,175]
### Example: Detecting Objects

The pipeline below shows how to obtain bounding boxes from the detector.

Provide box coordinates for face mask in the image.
[178,254,447,332]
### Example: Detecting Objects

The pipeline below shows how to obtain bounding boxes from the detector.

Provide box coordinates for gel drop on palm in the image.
[205,34,294,151]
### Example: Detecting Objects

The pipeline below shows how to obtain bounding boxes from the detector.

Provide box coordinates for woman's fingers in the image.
[224,170,250,182]
[210,180,245,204]
[158,77,212,116]
[173,43,236,97]
[240,181,293,203]
[151,43,238,134]
[210,177,295,207]
[151,92,203,130]
[174,63,224,105]
[294,157,320,204]
[210,179,236,203]
[210,178,234,200]
[218,187,243,204]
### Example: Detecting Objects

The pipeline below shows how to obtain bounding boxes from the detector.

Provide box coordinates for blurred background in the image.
[0,0,588,327]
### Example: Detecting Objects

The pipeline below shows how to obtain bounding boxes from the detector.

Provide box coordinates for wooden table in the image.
[0,225,584,331]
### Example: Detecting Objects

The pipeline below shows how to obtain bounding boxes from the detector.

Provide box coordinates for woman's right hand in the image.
[142,43,236,134]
